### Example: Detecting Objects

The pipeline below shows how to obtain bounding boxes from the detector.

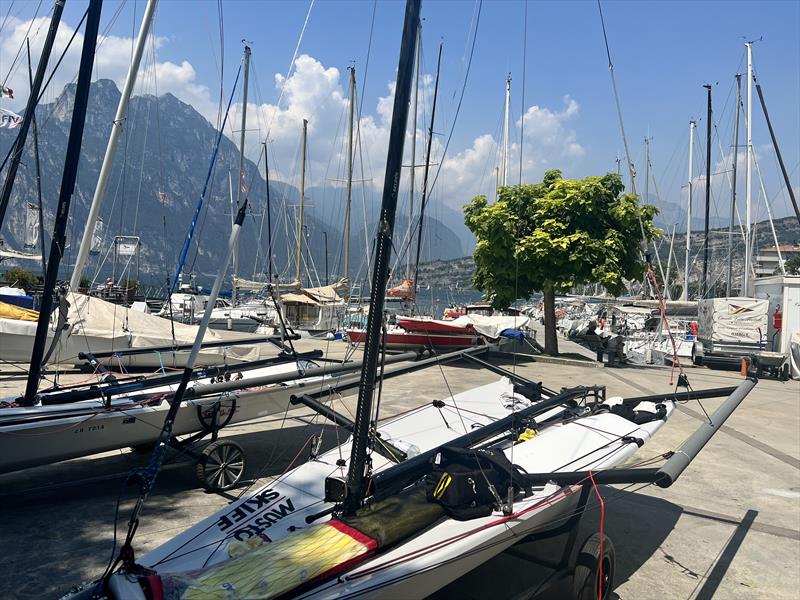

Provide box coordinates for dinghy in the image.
[60,6,758,598]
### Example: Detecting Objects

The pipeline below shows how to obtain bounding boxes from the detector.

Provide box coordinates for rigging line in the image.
[264,0,315,140]
[0,1,16,40]
[0,0,43,88]
[518,0,527,184]
[428,0,482,195]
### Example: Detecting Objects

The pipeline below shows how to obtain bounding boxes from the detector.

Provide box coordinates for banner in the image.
[0,107,22,128]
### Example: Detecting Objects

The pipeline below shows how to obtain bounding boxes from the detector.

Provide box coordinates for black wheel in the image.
[196,440,246,491]
[572,533,615,600]
[780,363,790,382]
[691,346,703,366]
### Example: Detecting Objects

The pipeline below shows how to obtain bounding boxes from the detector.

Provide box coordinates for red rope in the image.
[588,470,605,600]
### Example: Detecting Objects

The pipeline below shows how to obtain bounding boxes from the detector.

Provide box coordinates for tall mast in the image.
[27,39,46,274]
[0,0,64,231]
[24,0,103,405]
[744,41,753,295]
[231,44,251,306]
[502,74,511,187]
[407,27,421,280]
[343,0,420,515]
[265,142,274,282]
[683,120,696,301]
[413,41,443,297]
[726,74,741,296]
[69,0,158,290]
[755,81,800,227]
[295,119,308,285]
[344,67,355,284]
[701,84,712,299]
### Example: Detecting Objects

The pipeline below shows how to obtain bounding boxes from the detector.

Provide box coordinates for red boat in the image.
[396,316,474,335]
[346,327,481,350]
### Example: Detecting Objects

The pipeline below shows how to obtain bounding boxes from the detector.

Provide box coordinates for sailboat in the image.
[65,4,757,598]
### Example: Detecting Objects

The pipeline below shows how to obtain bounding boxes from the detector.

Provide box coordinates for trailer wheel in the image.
[196,440,246,491]
[572,533,615,600]
[780,363,790,382]
[691,346,703,366]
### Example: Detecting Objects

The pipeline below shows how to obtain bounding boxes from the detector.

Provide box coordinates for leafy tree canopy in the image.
[464,170,660,308]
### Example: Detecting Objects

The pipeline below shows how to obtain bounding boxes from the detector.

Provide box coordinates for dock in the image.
[0,340,797,598]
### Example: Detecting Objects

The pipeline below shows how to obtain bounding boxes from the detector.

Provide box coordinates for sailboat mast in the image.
[502,74,511,187]
[24,0,103,406]
[27,39,46,274]
[232,44,251,306]
[295,119,308,285]
[407,27,421,280]
[413,41,443,298]
[345,67,355,284]
[727,74,741,296]
[69,0,158,290]
[701,84,712,299]
[265,142,274,282]
[343,0,420,515]
[744,41,753,295]
[683,120,695,301]
[0,0,64,232]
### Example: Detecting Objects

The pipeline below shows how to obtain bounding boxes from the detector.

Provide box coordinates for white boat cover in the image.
[0,293,280,366]
[451,314,530,339]
[791,331,800,379]
[698,297,769,344]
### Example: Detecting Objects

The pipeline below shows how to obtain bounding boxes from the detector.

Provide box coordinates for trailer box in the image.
[693,297,768,363]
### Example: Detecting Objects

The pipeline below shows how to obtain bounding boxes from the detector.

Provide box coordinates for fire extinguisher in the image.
[773,306,783,331]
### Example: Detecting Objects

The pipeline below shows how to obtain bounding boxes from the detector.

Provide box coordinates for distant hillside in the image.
[416,215,800,293]
[0,79,465,287]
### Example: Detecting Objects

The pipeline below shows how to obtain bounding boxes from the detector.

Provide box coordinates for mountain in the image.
[0,79,466,287]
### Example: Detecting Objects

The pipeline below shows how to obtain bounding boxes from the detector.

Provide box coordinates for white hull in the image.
[0,360,315,474]
[98,378,674,600]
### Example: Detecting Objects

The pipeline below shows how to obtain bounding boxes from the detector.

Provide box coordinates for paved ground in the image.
[0,339,798,599]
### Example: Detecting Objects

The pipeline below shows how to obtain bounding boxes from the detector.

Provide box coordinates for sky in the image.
[0,0,798,237]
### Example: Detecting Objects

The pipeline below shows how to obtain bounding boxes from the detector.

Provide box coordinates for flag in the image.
[0,108,22,128]
[0,86,13,98]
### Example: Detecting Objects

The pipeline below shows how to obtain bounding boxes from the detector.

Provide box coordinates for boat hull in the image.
[347,329,481,350]
[396,316,474,335]
[0,362,312,474]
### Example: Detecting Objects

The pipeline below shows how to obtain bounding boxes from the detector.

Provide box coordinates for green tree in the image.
[781,254,800,275]
[2,267,41,294]
[464,170,659,354]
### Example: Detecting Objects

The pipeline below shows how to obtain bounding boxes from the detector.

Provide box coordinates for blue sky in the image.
[1,0,798,230]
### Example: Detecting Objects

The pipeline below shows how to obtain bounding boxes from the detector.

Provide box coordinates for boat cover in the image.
[450,314,530,340]
[0,300,38,321]
[159,520,376,599]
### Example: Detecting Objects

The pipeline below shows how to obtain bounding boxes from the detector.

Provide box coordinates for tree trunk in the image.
[543,286,559,355]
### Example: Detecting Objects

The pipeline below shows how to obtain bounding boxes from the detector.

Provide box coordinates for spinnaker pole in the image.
[69,0,157,291]
[343,0,421,515]
[23,0,103,406]
[0,0,64,232]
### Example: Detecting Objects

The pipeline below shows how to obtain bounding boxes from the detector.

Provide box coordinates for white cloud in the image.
[1,15,586,218]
